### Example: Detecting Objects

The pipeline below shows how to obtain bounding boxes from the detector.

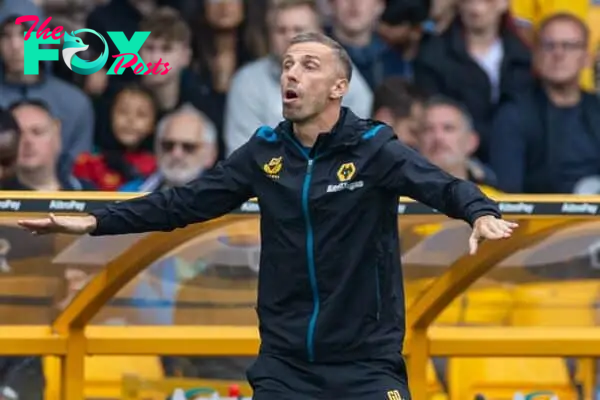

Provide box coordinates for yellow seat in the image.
[449,357,577,399]
[84,356,165,399]
[510,281,600,326]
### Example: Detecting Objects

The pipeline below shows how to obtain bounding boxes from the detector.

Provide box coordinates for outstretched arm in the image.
[374,134,517,253]
[19,144,255,236]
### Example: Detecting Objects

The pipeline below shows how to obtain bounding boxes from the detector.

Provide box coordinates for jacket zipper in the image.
[302,158,320,362]
[375,265,381,320]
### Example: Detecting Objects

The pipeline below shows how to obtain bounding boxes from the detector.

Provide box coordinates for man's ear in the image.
[330,78,348,100]
[466,131,479,156]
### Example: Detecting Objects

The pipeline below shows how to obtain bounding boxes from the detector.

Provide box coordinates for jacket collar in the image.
[276,107,371,153]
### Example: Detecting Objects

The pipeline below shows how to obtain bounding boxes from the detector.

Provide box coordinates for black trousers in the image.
[247,352,411,400]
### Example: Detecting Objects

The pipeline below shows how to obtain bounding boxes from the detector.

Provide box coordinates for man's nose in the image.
[285,65,300,81]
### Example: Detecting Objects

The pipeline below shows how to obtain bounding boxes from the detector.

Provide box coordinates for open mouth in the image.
[283,89,299,103]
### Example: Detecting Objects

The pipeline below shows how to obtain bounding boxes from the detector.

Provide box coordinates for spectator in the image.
[510,0,595,91]
[376,0,431,61]
[84,0,160,94]
[95,7,219,154]
[0,110,20,182]
[0,11,95,170]
[490,13,600,194]
[224,0,373,156]
[2,100,94,191]
[419,96,498,188]
[371,77,427,148]
[328,0,412,89]
[73,84,158,191]
[190,0,261,159]
[192,0,256,93]
[120,104,217,191]
[413,0,533,162]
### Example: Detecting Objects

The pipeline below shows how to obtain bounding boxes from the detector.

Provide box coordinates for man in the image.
[19,32,516,399]
[413,0,533,162]
[224,0,373,156]
[120,104,218,192]
[489,13,600,194]
[0,7,94,169]
[2,100,93,191]
[328,0,412,89]
[371,77,427,149]
[419,96,498,189]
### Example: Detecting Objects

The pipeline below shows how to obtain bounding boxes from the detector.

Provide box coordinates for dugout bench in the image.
[0,192,598,400]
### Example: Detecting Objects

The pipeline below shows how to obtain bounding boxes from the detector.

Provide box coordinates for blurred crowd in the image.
[0,0,599,196]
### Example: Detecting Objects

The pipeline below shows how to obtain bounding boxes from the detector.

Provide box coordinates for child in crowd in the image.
[73,84,158,191]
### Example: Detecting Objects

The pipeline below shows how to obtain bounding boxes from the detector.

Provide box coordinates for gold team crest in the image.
[263,156,283,178]
[336,162,356,182]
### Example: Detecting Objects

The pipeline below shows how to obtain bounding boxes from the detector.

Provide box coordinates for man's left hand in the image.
[469,215,518,255]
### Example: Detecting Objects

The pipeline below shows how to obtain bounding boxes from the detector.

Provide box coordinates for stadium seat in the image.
[449,357,577,399]
[510,281,600,326]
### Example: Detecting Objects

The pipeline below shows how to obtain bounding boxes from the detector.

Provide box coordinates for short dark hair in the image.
[0,109,19,135]
[424,95,474,131]
[288,32,353,82]
[372,77,427,119]
[8,99,54,117]
[139,6,191,45]
[536,12,590,46]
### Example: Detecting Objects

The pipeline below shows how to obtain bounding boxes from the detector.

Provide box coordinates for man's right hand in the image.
[18,213,97,235]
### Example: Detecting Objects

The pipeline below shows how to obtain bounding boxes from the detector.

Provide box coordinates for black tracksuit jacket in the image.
[90,107,501,363]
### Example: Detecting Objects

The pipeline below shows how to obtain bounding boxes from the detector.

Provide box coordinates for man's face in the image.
[0,23,26,75]
[280,41,344,122]
[158,114,215,186]
[270,5,321,60]
[330,0,383,36]
[373,103,424,148]
[419,105,477,171]
[535,20,588,85]
[12,105,61,172]
[140,37,190,86]
[458,0,507,32]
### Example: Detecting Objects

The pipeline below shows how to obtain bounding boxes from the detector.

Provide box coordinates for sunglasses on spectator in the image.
[160,140,200,154]
[539,40,586,52]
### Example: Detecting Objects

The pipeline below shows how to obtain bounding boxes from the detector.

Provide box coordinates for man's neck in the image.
[332,26,372,47]
[150,78,180,111]
[465,27,500,55]
[4,71,40,85]
[293,107,341,148]
[544,81,581,107]
[17,168,60,191]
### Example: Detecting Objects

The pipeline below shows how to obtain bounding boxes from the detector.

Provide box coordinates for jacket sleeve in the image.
[375,138,501,225]
[89,143,255,235]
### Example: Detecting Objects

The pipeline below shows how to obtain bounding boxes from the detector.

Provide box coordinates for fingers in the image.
[469,219,520,255]
[468,234,478,255]
[17,218,51,229]
[18,213,57,234]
